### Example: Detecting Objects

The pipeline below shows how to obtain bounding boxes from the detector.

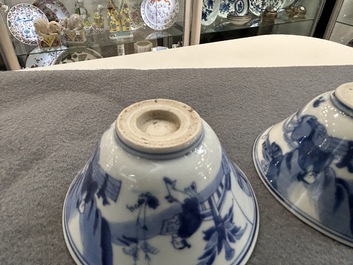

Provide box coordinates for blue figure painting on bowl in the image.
[254,90,353,245]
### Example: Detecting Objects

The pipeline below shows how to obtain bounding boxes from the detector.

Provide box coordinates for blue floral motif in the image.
[202,0,215,21]
[197,204,246,265]
[219,2,231,13]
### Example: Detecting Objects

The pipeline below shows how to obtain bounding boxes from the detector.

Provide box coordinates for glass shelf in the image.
[199,5,321,43]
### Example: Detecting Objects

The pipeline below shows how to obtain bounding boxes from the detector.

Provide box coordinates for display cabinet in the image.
[324,0,353,46]
[0,0,190,69]
[0,0,326,70]
[199,0,326,43]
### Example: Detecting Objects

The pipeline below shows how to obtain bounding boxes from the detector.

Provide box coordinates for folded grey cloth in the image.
[1,66,353,265]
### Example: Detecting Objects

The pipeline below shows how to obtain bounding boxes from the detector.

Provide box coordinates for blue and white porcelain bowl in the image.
[63,99,259,265]
[253,82,353,247]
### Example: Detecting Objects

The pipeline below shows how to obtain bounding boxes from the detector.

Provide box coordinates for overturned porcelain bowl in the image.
[253,82,353,246]
[63,99,259,265]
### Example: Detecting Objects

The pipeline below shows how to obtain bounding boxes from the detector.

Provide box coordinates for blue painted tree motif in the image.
[197,203,246,265]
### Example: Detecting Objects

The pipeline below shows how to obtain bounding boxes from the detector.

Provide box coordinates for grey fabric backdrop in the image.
[1,66,353,265]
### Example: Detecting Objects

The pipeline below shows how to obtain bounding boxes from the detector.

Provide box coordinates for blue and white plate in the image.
[218,0,236,18]
[234,0,250,16]
[25,46,66,68]
[201,0,220,26]
[7,3,48,45]
[248,0,267,16]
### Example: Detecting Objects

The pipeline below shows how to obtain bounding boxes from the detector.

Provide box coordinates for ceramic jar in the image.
[63,99,259,265]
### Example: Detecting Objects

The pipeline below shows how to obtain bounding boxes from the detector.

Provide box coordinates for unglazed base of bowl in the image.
[253,127,353,247]
[116,99,203,155]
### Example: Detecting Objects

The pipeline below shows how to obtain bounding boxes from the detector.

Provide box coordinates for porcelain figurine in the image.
[63,99,259,265]
[60,14,87,44]
[253,82,353,247]
[74,0,91,28]
[107,0,133,40]
[34,18,63,48]
[91,5,105,33]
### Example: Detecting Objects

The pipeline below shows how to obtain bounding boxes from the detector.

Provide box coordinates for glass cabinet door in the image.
[0,0,187,68]
[0,0,327,69]
[324,0,353,46]
[199,0,326,43]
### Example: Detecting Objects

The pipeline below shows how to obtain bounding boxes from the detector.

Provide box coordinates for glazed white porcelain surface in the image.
[63,99,259,265]
[253,82,353,247]
[25,46,67,68]
[140,0,179,30]
[201,0,220,26]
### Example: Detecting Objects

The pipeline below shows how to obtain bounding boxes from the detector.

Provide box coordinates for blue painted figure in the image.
[260,98,353,239]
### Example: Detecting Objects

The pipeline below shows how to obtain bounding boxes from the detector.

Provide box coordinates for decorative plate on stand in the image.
[33,0,70,22]
[201,0,221,26]
[7,3,48,45]
[140,0,179,31]
[53,47,102,65]
[219,0,236,18]
[234,0,250,16]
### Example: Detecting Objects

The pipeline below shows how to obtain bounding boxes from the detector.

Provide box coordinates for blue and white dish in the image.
[248,0,267,16]
[227,13,252,25]
[234,0,249,16]
[201,0,221,26]
[7,3,48,45]
[63,99,259,265]
[218,0,236,18]
[253,82,353,247]
[25,46,66,68]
